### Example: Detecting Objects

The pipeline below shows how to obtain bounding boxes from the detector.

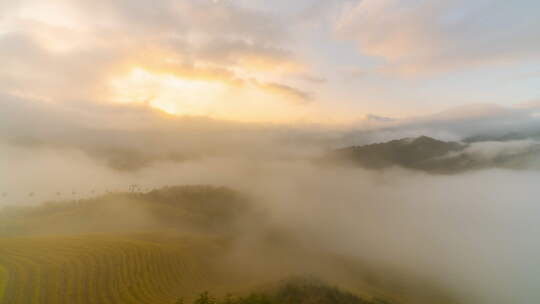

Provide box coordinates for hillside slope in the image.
[0,186,452,304]
[0,234,223,304]
[329,136,540,173]
[0,185,250,238]
[0,186,252,304]
[0,266,7,302]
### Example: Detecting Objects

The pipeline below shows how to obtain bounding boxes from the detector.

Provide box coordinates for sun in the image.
[108,66,321,123]
[110,67,225,116]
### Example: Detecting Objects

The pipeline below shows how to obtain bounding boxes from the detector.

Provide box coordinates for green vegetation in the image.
[328,135,540,173]
[330,136,466,172]
[182,280,392,304]
[0,185,250,238]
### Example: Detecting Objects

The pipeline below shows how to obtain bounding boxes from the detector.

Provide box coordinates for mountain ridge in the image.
[328,135,540,173]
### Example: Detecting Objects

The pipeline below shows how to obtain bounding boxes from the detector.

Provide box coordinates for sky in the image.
[1,0,540,123]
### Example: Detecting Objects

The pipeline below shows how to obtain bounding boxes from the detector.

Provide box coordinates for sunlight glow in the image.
[16,2,90,52]
[110,68,225,116]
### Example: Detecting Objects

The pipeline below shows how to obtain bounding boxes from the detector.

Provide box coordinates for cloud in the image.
[196,39,306,74]
[0,0,312,107]
[3,128,540,303]
[335,0,540,76]
[3,3,540,302]
[299,75,327,84]
[457,140,540,164]
[3,83,540,304]
[0,32,119,102]
[251,80,313,104]
[0,94,330,172]
[365,114,395,122]
[5,92,540,176]
[339,103,540,146]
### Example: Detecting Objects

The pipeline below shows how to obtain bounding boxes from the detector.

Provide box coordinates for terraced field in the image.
[0,234,222,304]
[0,187,259,304]
[0,265,7,302]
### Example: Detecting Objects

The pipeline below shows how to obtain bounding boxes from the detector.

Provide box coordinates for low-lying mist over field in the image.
[3,98,540,304]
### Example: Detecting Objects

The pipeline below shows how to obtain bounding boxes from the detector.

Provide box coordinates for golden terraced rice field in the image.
[0,234,220,304]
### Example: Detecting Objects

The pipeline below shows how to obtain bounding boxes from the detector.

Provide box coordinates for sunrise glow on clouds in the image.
[1,0,540,123]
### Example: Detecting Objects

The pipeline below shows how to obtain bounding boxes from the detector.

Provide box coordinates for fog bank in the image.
[2,141,540,303]
[3,98,540,303]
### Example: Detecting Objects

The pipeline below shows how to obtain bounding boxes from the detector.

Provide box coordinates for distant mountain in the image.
[464,131,540,143]
[327,136,540,173]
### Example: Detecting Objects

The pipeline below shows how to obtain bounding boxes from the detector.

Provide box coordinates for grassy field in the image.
[0,187,256,304]
[0,186,409,304]
[0,234,227,304]
[0,265,7,303]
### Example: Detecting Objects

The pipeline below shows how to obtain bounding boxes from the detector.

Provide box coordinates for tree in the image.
[194,291,216,304]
